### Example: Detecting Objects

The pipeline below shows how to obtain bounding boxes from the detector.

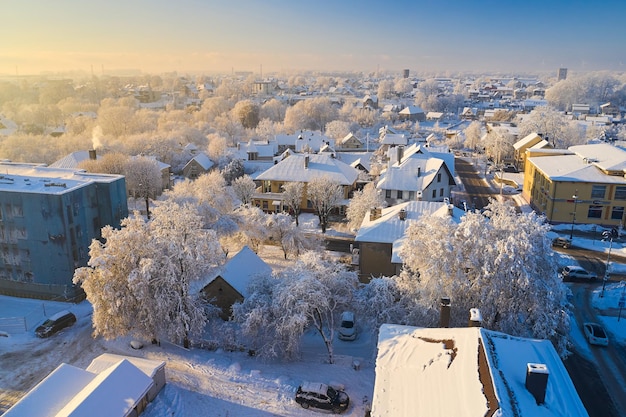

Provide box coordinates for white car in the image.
[583,322,609,346]
[561,265,597,282]
[338,311,357,341]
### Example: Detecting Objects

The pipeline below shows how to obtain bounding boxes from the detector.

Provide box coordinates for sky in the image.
[2,0,625,77]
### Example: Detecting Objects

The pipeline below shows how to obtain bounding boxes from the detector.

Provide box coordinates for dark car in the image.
[35,310,76,338]
[295,382,350,414]
[552,237,572,249]
[503,164,518,173]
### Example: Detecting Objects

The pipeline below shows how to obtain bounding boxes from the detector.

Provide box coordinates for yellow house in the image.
[252,153,359,213]
[513,132,552,171]
[524,143,626,227]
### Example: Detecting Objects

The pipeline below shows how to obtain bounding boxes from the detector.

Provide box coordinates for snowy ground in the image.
[2,214,626,416]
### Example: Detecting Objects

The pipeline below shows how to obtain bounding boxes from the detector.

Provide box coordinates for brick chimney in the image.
[304,155,309,169]
[88,149,97,160]
[439,297,451,328]
[369,207,382,221]
[525,363,549,404]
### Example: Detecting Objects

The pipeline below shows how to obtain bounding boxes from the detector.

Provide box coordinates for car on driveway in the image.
[35,310,76,338]
[583,322,609,346]
[552,237,572,249]
[338,311,357,341]
[295,382,350,413]
[561,265,597,282]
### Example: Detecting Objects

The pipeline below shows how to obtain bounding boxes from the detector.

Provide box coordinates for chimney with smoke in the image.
[88,149,97,160]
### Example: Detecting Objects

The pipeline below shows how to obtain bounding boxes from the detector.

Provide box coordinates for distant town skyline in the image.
[3,0,625,77]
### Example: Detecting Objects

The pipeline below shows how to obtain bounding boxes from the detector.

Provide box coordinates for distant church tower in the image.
[557,68,568,81]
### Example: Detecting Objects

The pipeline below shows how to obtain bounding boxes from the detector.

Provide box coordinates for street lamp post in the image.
[601,227,619,298]
[569,190,579,240]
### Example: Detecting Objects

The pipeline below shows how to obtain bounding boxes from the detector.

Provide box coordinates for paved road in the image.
[454,157,498,210]
[556,246,626,417]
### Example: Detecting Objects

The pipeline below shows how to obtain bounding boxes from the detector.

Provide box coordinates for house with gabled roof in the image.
[399,105,425,122]
[339,132,363,149]
[513,132,552,171]
[3,355,165,417]
[371,324,588,417]
[182,151,214,179]
[377,144,456,205]
[354,201,464,280]
[252,153,359,213]
[199,246,272,320]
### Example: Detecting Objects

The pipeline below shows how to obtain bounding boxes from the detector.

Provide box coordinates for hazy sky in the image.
[3,0,625,76]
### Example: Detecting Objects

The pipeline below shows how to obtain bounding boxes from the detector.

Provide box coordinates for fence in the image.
[0,301,69,334]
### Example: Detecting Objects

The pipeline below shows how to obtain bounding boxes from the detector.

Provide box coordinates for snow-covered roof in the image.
[2,363,96,417]
[513,132,542,150]
[255,153,359,186]
[86,353,165,379]
[188,152,214,170]
[355,201,464,244]
[377,155,445,192]
[201,246,272,297]
[0,162,124,194]
[380,133,407,146]
[372,324,588,417]
[568,143,626,173]
[528,153,626,184]
[58,359,153,417]
[399,105,424,115]
[49,150,99,169]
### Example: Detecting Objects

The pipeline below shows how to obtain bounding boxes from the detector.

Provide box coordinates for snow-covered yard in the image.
[2,215,626,416]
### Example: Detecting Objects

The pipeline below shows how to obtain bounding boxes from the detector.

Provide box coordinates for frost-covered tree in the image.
[353,276,410,331]
[307,177,344,233]
[221,158,245,185]
[74,202,223,347]
[346,182,384,231]
[397,199,571,356]
[233,204,269,253]
[515,106,576,148]
[124,156,163,219]
[234,252,358,362]
[163,171,238,237]
[266,212,321,259]
[463,121,483,151]
[281,181,305,226]
[232,99,260,129]
[231,174,257,205]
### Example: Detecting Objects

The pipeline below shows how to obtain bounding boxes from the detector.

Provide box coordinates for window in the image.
[587,205,603,219]
[615,186,626,200]
[408,191,415,200]
[432,189,437,198]
[611,206,624,221]
[440,188,444,197]
[397,190,403,199]
[591,185,606,199]
[263,181,271,193]
[385,190,391,199]
[437,173,442,182]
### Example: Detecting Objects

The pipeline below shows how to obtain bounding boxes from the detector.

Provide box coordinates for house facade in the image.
[0,163,128,300]
[354,201,464,281]
[525,143,626,227]
[252,153,359,214]
[376,144,456,205]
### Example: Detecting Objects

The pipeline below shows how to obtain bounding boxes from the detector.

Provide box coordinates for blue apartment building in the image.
[0,162,128,300]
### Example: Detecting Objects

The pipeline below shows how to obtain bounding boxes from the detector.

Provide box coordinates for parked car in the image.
[35,310,76,338]
[583,322,609,346]
[338,311,357,341]
[503,164,518,173]
[561,265,597,282]
[295,382,350,414]
[552,237,572,249]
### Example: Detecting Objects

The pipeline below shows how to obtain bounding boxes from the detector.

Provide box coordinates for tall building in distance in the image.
[0,162,128,300]
[557,68,568,81]
[403,69,410,79]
